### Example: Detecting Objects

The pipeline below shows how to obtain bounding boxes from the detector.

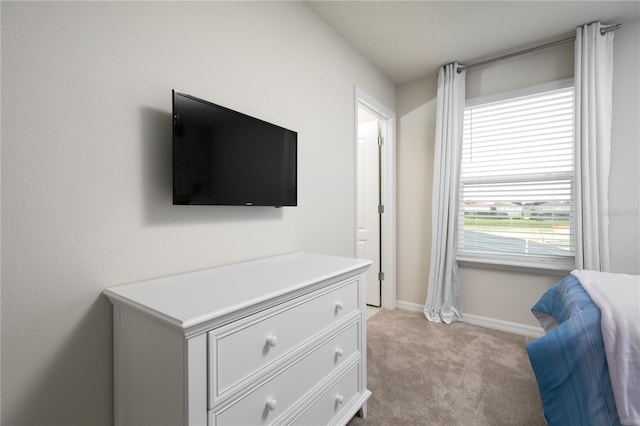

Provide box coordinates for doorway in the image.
[357,106,382,306]
[355,88,396,309]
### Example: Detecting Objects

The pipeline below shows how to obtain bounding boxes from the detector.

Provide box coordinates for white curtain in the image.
[574,22,615,271]
[424,63,466,324]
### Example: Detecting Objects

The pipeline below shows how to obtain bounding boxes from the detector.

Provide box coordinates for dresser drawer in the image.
[209,279,359,405]
[291,363,360,426]
[210,322,359,425]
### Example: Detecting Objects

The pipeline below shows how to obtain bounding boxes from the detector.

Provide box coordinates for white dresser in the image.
[104,252,372,426]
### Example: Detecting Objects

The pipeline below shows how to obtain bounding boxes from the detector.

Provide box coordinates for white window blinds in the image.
[458,83,575,269]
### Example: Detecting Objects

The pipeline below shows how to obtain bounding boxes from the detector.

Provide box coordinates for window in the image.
[457,80,575,270]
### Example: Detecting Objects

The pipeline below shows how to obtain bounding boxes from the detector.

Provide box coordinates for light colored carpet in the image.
[348,309,546,426]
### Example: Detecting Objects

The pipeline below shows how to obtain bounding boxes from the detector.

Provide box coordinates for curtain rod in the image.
[456,23,621,73]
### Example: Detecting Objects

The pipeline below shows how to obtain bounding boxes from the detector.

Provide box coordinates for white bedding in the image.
[572,270,640,426]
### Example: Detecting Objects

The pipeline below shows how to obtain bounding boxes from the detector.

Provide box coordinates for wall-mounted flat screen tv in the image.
[172,90,297,207]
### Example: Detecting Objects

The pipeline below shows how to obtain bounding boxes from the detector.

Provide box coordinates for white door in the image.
[356,107,381,306]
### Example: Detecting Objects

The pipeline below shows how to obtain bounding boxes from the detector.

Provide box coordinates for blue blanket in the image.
[526,275,620,426]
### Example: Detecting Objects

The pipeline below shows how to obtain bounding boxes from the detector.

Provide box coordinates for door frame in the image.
[354,87,396,309]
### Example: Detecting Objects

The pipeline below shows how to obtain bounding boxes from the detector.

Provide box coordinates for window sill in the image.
[457,255,573,276]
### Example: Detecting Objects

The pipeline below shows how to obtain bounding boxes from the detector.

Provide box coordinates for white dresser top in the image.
[104,252,371,333]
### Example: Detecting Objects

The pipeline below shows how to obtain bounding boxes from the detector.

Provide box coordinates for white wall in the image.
[609,18,640,274]
[396,75,437,306]
[0,2,394,424]
[396,17,640,326]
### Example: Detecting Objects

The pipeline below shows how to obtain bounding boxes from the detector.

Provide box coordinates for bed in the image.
[526,270,640,426]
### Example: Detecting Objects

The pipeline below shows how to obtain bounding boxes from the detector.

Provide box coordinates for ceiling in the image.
[306,1,640,84]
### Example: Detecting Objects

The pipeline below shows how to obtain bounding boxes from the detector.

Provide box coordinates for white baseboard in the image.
[395,300,544,338]
[462,313,544,338]
[396,300,424,312]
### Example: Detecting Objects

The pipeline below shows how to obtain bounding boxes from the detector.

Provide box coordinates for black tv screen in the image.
[172,90,297,207]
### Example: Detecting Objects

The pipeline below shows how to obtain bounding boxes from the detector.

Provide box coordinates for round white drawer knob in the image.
[267,335,278,347]
[336,394,344,404]
[335,301,344,310]
[266,398,278,411]
[335,347,344,357]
